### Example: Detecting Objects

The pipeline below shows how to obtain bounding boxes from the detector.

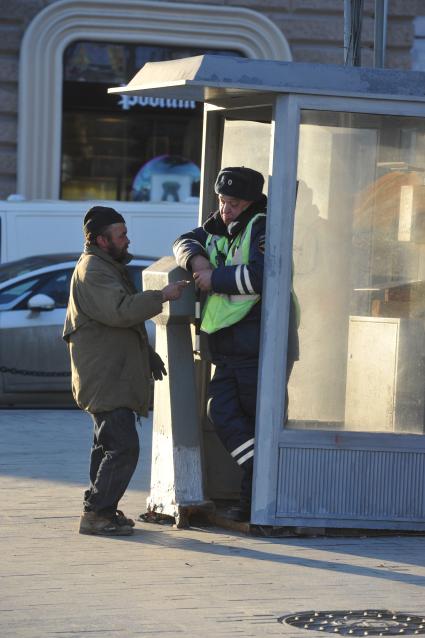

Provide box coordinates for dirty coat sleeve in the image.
[75,265,163,328]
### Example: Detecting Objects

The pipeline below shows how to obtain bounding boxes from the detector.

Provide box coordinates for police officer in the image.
[173,166,299,521]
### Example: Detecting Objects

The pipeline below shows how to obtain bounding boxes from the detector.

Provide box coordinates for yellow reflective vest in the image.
[201,214,265,334]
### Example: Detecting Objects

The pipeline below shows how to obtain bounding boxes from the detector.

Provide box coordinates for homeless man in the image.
[64,205,188,536]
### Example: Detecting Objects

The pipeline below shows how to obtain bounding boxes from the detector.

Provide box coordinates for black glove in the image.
[149,349,167,381]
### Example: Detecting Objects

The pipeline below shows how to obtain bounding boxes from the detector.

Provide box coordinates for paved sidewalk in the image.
[1,409,425,638]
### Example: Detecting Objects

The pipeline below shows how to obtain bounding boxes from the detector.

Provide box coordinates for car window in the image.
[0,278,40,306]
[36,270,73,307]
[0,256,74,282]
[0,257,49,282]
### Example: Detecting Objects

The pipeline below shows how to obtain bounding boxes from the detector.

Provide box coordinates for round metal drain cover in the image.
[279,610,425,635]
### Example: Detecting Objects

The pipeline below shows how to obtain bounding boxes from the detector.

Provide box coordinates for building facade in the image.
[0,0,421,201]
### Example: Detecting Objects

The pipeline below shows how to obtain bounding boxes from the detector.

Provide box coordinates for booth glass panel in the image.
[221,118,271,187]
[288,109,425,435]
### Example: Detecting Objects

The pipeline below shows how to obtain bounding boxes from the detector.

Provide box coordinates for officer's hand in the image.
[149,350,167,381]
[189,255,212,272]
[193,269,212,291]
[161,280,190,302]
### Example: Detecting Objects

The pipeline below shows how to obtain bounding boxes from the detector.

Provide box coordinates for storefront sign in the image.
[117,95,197,111]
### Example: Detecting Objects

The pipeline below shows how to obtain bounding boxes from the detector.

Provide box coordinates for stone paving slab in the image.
[1,409,425,637]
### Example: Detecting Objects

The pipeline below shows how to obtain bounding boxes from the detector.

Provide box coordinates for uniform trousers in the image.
[207,359,295,503]
[207,364,257,501]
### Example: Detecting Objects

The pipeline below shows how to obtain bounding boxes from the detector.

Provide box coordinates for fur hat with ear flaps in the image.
[214,166,264,202]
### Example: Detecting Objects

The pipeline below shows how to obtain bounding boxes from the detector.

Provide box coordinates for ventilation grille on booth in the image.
[276,447,425,521]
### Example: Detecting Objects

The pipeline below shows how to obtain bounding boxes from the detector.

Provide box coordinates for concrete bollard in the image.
[142,256,214,527]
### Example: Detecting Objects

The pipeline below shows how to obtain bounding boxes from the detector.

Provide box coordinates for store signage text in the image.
[118,95,197,111]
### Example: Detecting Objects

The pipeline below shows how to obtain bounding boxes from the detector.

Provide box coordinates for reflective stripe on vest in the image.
[201,214,265,334]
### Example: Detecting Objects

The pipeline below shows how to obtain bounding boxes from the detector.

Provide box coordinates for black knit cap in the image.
[83,205,125,240]
[214,166,264,202]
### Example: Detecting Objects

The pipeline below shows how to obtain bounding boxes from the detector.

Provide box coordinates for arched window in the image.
[18,0,291,200]
[61,42,240,201]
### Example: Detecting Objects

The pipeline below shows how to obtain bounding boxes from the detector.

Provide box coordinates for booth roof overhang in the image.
[108,54,425,104]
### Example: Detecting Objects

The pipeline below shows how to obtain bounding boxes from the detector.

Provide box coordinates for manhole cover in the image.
[278,610,425,635]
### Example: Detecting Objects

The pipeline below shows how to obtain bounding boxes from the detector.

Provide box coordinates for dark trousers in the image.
[207,360,294,502]
[207,365,257,502]
[208,365,257,459]
[83,407,140,517]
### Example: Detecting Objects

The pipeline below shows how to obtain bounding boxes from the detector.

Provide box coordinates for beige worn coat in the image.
[63,246,163,416]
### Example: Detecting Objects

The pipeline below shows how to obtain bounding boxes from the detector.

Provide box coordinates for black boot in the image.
[227,497,251,522]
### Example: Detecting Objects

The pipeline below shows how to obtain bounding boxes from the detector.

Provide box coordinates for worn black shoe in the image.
[79,511,134,536]
[115,510,135,527]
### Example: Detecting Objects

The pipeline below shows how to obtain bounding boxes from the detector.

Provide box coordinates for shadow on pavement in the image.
[104,525,425,588]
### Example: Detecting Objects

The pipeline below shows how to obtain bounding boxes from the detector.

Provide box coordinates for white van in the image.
[0,199,199,262]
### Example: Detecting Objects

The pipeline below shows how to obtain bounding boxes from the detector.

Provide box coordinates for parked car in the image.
[0,253,157,407]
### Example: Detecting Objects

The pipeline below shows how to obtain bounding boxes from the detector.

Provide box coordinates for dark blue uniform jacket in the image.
[173,196,299,366]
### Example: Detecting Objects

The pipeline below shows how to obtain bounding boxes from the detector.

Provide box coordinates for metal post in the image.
[344,0,364,66]
[344,0,352,64]
[143,257,213,528]
[373,0,388,67]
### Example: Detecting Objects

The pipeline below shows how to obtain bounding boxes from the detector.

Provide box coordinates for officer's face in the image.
[219,195,253,226]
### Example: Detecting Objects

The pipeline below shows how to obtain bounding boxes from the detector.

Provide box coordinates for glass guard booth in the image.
[111,56,425,530]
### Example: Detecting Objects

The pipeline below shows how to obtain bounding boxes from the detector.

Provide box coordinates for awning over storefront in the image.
[109,53,425,104]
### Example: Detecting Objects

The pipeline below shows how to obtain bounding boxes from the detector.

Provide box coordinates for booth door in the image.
[199,106,274,501]
[275,108,425,530]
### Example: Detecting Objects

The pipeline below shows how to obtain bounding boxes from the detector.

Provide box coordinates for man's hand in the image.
[149,350,167,381]
[161,280,190,302]
[193,269,213,291]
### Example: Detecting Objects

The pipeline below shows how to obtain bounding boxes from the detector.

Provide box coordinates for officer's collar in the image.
[226,207,256,237]
[204,195,267,237]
